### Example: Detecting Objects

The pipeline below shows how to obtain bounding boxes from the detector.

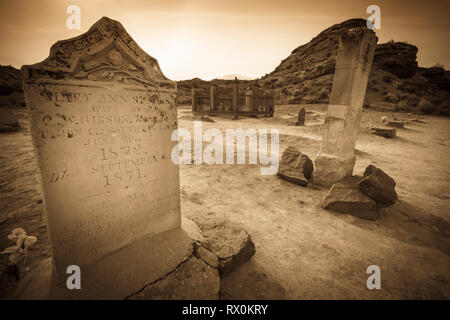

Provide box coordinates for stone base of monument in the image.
[12,216,255,299]
[312,154,355,188]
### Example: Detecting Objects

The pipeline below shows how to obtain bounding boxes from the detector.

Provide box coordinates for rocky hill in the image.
[257,18,449,116]
[0,65,25,109]
[1,18,449,115]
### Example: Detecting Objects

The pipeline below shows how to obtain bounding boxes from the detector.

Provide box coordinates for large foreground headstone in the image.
[313,28,377,187]
[22,17,183,298]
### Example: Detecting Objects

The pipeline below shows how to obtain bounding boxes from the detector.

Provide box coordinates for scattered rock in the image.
[181,217,206,245]
[189,214,256,276]
[195,244,219,268]
[321,176,384,220]
[128,256,220,300]
[200,115,215,122]
[359,165,398,207]
[277,146,314,187]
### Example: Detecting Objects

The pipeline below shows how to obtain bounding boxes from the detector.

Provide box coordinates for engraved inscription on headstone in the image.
[22,17,180,279]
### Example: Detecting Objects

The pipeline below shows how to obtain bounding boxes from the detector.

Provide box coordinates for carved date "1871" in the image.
[103,168,143,187]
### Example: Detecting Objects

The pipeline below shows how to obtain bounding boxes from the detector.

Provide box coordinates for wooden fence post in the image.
[232,77,239,120]
[210,86,215,113]
[191,86,197,113]
[252,82,260,117]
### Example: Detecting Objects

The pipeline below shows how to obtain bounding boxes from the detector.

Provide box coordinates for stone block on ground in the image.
[277,146,314,187]
[321,176,384,220]
[358,165,398,207]
[388,120,404,128]
[371,126,396,138]
[189,214,256,276]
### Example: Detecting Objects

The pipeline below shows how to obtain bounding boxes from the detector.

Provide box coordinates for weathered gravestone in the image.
[295,107,305,126]
[21,17,190,299]
[313,28,378,187]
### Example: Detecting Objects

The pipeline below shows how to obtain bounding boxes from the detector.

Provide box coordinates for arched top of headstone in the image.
[22,17,175,89]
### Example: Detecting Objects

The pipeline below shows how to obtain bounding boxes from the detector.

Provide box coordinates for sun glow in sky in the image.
[0,0,448,80]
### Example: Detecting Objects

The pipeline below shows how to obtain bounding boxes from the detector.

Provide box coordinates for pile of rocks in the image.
[321,165,398,220]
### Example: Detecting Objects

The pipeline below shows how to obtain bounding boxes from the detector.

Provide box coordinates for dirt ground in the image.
[1,105,449,299]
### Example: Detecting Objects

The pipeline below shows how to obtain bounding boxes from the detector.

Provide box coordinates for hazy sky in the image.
[0,0,448,80]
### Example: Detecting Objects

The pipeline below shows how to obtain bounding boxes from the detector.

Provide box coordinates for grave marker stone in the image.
[313,28,378,187]
[296,107,305,126]
[22,17,188,298]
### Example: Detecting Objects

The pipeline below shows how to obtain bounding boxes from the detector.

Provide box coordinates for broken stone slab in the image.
[277,146,314,187]
[321,176,385,220]
[358,165,398,207]
[388,120,404,128]
[371,126,396,138]
[12,228,196,299]
[11,224,223,300]
[127,256,220,300]
[188,214,256,276]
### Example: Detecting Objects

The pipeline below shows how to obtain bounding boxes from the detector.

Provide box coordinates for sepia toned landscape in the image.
[0,1,449,301]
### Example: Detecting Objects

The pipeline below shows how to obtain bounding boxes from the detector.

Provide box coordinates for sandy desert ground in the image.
[0,105,449,299]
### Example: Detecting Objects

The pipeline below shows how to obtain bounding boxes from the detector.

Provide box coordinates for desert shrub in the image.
[288,97,302,104]
[384,92,399,103]
[438,101,450,116]
[382,74,392,83]
[418,98,435,114]
[397,81,418,94]
[9,91,25,107]
[430,96,444,106]
[294,89,303,97]
[395,99,410,112]
[318,89,329,100]
[408,96,419,107]
[0,95,11,107]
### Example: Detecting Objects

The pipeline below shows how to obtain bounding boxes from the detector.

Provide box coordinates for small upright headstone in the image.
[295,107,305,126]
[22,17,187,298]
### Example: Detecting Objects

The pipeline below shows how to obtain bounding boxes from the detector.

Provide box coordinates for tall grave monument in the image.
[22,17,189,298]
[313,28,378,187]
